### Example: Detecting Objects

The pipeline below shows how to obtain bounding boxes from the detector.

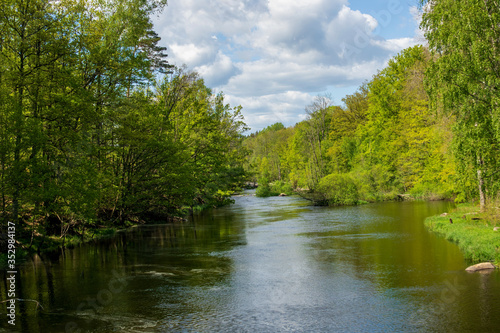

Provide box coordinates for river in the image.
[1,191,500,332]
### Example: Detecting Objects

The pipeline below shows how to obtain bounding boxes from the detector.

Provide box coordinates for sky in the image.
[152,0,424,132]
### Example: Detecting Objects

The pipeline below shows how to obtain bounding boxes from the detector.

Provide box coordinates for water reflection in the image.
[1,193,500,332]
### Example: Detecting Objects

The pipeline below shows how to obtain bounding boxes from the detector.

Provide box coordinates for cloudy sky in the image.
[152,0,423,132]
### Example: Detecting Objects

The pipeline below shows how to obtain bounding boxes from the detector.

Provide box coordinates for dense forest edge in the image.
[0,0,249,260]
[1,0,500,265]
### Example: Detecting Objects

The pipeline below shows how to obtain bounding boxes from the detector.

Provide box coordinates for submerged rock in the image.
[465,262,497,272]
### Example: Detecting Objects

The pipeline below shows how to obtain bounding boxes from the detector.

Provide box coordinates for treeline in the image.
[244,46,457,205]
[0,0,247,242]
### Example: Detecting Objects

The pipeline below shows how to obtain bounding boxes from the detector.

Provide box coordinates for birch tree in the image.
[421,0,500,210]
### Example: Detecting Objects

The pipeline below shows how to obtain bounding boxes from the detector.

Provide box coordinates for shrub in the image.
[270,180,294,196]
[316,173,359,206]
[256,178,294,197]
[256,178,279,197]
[409,181,454,201]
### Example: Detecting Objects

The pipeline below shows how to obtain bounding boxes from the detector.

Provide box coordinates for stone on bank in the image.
[465,262,497,272]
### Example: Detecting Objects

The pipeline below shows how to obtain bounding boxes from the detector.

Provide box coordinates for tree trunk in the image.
[477,157,486,212]
[13,50,25,223]
[477,168,486,212]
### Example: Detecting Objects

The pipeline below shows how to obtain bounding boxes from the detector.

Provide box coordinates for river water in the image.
[1,192,500,332]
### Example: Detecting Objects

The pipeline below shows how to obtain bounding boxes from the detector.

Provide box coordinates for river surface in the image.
[1,192,500,332]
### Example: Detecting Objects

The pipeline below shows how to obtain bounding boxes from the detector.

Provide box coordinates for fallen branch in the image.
[0,298,44,311]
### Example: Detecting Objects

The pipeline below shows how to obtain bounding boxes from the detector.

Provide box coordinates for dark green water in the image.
[1,192,500,332]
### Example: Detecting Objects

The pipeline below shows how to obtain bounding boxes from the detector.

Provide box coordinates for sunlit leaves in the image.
[422,0,500,206]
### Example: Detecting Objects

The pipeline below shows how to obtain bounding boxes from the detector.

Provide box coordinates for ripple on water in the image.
[73,313,159,332]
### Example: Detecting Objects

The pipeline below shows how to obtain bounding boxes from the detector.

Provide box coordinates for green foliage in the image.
[244,96,335,190]
[0,0,248,244]
[262,122,285,133]
[270,180,294,196]
[255,178,277,197]
[316,173,359,206]
[409,182,452,201]
[244,125,295,184]
[351,165,398,202]
[255,178,293,197]
[421,0,500,209]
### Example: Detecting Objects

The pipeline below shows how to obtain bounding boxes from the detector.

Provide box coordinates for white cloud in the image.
[169,43,216,67]
[223,58,384,99]
[226,91,314,131]
[197,51,240,87]
[410,5,426,44]
[153,0,421,131]
[371,37,416,53]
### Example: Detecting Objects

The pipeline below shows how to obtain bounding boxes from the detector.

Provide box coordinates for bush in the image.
[255,184,276,197]
[409,181,454,201]
[213,190,235,206]
[256,179,294,197]
[256,178,278,197]
[270,180,294,196]
[316,173,359,206]
[350,167,398,202]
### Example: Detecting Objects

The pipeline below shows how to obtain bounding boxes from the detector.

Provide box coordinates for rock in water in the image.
[465,262,496,272]
[279,193,287,197]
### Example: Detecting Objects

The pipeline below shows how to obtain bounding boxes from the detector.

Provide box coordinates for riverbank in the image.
[263,185,448,207]
[0,196,237,269]
[0,226,120,269]
[424,203,500,264]
[255,176,454,204]
[0,214,192,270]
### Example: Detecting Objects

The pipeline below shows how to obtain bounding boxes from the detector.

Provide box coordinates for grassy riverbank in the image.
[424,203,500,264]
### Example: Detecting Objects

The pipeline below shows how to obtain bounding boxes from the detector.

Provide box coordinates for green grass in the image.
[425,204,500,264]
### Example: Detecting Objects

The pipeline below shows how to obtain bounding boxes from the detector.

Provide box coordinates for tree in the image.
[155,68,248,211]
[420,0,500,210]
[0,0,79,224]
[303,95,334,185]
[327,85,369,173]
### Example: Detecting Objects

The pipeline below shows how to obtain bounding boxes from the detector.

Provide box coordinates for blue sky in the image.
[153,0,423,132]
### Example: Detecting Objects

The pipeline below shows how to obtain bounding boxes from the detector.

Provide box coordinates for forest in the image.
[0,0,248,249]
